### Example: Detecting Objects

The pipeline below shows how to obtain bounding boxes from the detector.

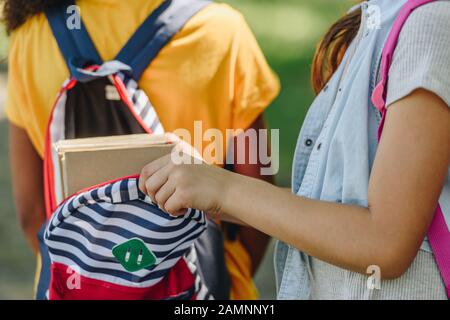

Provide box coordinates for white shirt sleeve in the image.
[386,1,450,108]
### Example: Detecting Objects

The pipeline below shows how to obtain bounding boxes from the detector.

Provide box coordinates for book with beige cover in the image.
[53,134,175,201]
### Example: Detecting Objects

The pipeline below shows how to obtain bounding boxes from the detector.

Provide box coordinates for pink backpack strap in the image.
[429,206,450,297]
[372,0,450,298]
[371,0,438,139]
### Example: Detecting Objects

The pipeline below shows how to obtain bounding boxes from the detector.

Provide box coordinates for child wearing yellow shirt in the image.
[5,0,279,299]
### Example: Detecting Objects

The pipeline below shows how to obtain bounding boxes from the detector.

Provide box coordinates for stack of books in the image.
[52,134,175,201]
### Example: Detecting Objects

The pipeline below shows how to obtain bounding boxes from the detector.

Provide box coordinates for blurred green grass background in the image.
[0,0,353,299]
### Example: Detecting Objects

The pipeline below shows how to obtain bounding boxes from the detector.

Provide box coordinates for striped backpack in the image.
[37,0,230,300]
[372,0,450,298]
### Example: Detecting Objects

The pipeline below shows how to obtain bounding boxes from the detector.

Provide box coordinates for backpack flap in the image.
[44,177,210,299]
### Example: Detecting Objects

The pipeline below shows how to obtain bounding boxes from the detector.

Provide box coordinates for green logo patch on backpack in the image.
[112,238,156,272]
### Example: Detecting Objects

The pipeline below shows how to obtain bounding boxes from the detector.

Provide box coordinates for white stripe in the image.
[126,78,138,91]
[184,253,197,274]
[50,91,67,144]
[195,272,201,289]
[49,90,68,205]
[97,184,106,200]
[152,122,165,134]
[196,282,209,300]
[141,104,157,126]
[71,195,81,211]
[128,179,139,200]
[186,246,196,262]
[134,91,149,114]
[111,182,122,203]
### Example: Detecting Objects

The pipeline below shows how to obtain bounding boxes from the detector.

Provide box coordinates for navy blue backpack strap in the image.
[45,0,102,76]
[115,0,212,81]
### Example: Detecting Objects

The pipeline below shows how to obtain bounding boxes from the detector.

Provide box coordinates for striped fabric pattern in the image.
[123,75,164,135]
[184,249,214,300]
[44,177,207,288]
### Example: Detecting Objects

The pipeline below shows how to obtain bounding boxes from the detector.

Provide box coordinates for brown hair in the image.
[311,7,362,94]
[1,0,61,34]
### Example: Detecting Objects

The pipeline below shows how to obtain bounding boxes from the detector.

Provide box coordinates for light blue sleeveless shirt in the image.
[275,0,450,299]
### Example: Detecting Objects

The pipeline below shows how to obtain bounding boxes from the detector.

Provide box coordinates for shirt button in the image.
[317,143,322,150]
[305,139,313,147]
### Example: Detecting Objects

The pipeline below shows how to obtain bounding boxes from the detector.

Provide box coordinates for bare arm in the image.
[140,89,450,279]
[9,123,45,252]
[228,115,272,274]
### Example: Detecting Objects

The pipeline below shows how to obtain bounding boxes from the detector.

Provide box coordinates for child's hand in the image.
[139,135,233,216]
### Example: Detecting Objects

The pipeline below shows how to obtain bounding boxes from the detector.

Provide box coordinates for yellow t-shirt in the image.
[5,0,280,299]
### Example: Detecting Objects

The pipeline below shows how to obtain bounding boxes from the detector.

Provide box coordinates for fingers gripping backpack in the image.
[372,0,450,298]
[38,0,230,300]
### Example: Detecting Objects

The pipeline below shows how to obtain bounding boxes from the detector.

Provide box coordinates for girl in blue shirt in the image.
[139,0,450,299]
